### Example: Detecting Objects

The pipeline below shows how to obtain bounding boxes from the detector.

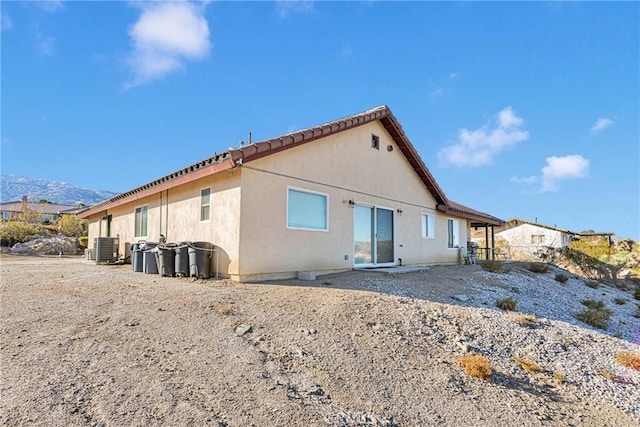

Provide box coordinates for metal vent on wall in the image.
[94,237,119,264]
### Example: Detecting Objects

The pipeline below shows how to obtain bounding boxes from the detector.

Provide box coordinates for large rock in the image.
[10,235,81,256]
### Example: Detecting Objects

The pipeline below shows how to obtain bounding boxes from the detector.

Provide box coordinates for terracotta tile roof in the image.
[441,200,502,226]
[78,105,501,225]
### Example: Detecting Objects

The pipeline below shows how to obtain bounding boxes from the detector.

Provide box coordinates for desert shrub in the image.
[585,280,600,289]
[56,215,87,237]
[634,306,640,319]
[554,371,565,383]
[514,357,542,373]
[575,300,613,330]
[481,260,504,273]
[78,236,89,248]
[635,287,640,300]
[555,273,569,284]
[613,298,626,305]
[511,313,536,327]
[496,296,518,311]
[616,352,640,371]
[0,221,43,246]
[529,263,549,273]
[458,354,492,380]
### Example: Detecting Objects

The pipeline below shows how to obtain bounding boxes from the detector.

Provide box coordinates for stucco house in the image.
[495,218,615,260]
[79,106,502,281]
[494,218,577,260]
[1,196,83,223]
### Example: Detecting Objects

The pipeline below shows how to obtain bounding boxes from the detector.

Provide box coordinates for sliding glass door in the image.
[353,204,394,267]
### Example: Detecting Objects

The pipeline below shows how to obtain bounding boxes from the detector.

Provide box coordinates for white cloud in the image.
[36,32,56,56]
[590,117,614,133]
[126,2,211,88]
[541,154,590,192]
[277,0,315,18]
[510,175,538,184]
[1,12,13,31]
[449,72,461,79]
[438,107,529,167]
[35,0,64,13]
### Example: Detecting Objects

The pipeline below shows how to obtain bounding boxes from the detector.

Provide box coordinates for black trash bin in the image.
[188,242,212,279]
[174,242,190,277]
[131,242,144,272]
[155,244,176,277]
[142,242,158,274]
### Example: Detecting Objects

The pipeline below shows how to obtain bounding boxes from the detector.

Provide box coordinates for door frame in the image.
[353,203,396,269]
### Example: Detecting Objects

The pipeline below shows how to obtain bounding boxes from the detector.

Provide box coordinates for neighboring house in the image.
[0,196,83,223]
[79,106,502,281]
[494,218,614,259]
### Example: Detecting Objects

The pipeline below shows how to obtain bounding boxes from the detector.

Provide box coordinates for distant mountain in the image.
[0,175,119,206]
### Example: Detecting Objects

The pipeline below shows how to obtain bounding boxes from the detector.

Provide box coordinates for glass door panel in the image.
[376,208,394,264]
[354,205,373,265]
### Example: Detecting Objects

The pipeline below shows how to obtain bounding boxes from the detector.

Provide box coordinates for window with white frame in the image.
[200,187,211,221]
[531,234,545,245]
[447,218,459,248]
[422,213,435,238]
[287,187,328,231]
[135,206,148,237]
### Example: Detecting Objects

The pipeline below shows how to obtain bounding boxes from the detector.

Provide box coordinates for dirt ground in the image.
[1,255,638,426]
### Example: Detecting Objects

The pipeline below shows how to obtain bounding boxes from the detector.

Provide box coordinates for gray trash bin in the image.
[142,242,158,274]
[174,242,190,277]
[131,242,144,272]
[155,244,176,277]
[189,242,212,279]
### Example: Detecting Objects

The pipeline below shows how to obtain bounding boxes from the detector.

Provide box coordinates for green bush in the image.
[496,296,518,311]
[529,263,549,273]
[575,300,613,330]
[481,260,504,273]
[555,273,569,284]
[0,221,43,246]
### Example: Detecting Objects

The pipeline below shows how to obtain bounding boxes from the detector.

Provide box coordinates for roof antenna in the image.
[248,132,252,145]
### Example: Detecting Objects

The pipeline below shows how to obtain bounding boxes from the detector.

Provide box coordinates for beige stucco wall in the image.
[85,170,242,277]
[237,121,468,280]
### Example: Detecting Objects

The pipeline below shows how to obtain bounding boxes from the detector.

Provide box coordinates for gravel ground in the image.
[1,256,639,426]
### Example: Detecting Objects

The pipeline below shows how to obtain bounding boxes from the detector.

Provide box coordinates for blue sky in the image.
[1,1,638,239]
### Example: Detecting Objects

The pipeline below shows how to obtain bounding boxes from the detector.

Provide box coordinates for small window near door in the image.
[200,187,211,221]
[287,187,328,231]
[135,206,148,237]
[447,218,459,248]
[422,213,435,239]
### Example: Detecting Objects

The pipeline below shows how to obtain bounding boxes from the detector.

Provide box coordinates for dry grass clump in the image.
[515,356,542,373]
[554,371,565,383]
[214,303,234,315]
[458,354,492,380]
[528,263,549,273]
[496,296,518,311]
[615,352,640,371]
[510,313,536,327]
[575,300,613,330]
[585,280,600,289]
[555,273,569,284]
[481,260,504,273]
